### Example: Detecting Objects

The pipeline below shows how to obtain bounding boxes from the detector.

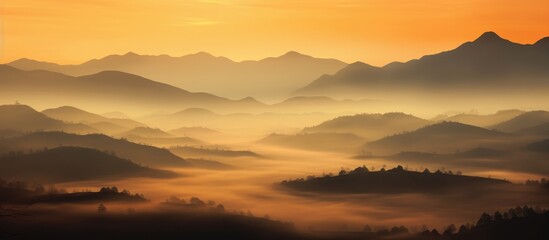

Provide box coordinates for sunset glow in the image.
[2,0,548,65]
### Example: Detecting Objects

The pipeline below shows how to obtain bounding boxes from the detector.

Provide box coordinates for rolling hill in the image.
[491,111,549,132]
[42,106,145,134]
[302,112,430,140]
[118,127,174,138]
[365,122,510,154]
[169,146,263,159]
[168,127,225,142]
[0,65,266,114]
[440,109,525,127]
[525,139,549,153]
[0,104,97,134]
[258,132,365,152]
[123,135,205,148]
[0,146,177,183]
[0,131,191,168]
[517,122,549,137]
[270,96,377,113]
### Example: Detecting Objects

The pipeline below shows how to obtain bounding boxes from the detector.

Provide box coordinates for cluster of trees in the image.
[475,206,543,226]
[356,206,548,239]
[362,224,410,235]
[0,178,66,195]
[99,186,145,199]
[164,196,225,212]
[419,206,547,237]
[525,178,548,188]
[281,165,464,183]
[163,196,266,219]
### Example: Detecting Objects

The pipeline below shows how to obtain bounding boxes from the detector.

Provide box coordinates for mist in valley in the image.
[1,3,549,238]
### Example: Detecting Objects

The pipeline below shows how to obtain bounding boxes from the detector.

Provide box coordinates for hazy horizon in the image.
[1,1,548,240]
[2,0,548,66]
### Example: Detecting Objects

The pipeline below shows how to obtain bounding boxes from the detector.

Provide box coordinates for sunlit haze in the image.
[1,0,548,65]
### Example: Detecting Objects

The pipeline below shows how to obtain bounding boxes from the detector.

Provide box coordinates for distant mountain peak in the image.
[124,51,139,56]
[188,51,215,58]
[473,31,506,43]
[238,96,259,102]
[279,51,310,58]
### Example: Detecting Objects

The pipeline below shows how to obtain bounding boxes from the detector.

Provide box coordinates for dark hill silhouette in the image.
[302,112,430,140]
[0,131,191,168]
[293,32,549,100]
[440,110,525,127]
[42,106,144,134]
[8,51,346,101]
[0,205,302,240]
[491,111,549,132]
[365,122,510,154]
[258,133,365,152]
[0,147,177,183]
[0,104,97,134]
[0,183,147,204]
[280,166,510,194]
[0,65,266,113]
[26,190,147,205]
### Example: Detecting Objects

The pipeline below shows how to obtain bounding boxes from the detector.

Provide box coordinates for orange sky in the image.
[1,0,548,66]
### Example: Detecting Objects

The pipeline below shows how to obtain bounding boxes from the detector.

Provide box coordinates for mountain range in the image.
[293,32,549,109]
[7,51,346,101]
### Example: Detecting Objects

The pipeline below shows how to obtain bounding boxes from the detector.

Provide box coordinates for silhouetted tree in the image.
[443,224,457,235]
[458,224,468,233]
[420,224,429,232]
[477,212,493,227]
[493,211,504,223]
